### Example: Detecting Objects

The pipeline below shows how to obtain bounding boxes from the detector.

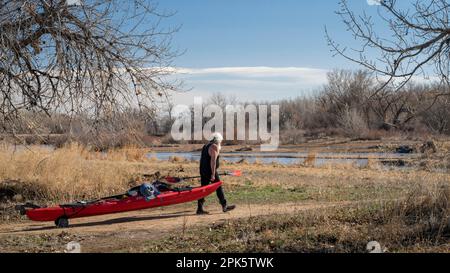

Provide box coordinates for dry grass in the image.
[144,183,450,253]
[303,151,317,166]
[0,142,448,212]
[366,154,380,169]
[168,155,185,163]
[0,142,449,252]
[0,143,148,203]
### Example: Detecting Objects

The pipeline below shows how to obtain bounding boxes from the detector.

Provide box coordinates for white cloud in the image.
[367,0,381,6]
[165,66,442,105]
[66,0,81,5]
[173,66,328,82]
[167,66,329,105]
[176,66,326,78]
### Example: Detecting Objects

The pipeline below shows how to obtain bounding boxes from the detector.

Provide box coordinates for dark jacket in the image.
[199,142,220,180]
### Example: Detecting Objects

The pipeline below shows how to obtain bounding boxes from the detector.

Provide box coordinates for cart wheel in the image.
[15,205,26,215]
[19,206,26,215]
[55,217,69,228]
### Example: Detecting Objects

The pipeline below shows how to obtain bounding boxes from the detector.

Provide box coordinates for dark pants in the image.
[197,174,227,211]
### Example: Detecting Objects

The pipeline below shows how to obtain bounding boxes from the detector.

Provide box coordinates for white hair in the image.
[210,132,223,143]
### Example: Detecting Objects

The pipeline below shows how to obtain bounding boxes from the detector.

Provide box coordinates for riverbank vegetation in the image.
[1,143,448,219]
[145,184,450,253]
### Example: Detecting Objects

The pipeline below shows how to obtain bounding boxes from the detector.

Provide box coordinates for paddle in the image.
[165,170,242,183]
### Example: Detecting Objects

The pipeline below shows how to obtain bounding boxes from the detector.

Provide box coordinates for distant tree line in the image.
[277,70,449,143]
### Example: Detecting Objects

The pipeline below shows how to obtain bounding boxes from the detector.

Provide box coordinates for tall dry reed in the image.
[0,143,145,203]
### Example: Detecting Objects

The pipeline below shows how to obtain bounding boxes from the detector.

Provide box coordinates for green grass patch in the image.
[203,182,405,205]
[203,184,313,204]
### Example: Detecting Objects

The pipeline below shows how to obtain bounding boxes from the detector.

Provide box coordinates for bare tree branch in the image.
[0,0,179,134]
[326,0,450,90]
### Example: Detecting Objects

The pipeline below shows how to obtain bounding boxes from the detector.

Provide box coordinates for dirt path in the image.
[0,201,349,252]
[0,201,345,236]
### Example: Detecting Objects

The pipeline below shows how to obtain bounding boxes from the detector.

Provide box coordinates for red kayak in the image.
[17,181,222,227]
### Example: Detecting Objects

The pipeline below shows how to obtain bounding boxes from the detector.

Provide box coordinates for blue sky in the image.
[151,0,399,104]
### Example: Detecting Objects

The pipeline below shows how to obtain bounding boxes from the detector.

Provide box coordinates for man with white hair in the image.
[197,132,236,214]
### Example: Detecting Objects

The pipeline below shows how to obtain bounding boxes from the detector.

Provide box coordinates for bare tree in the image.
[419,85,450,134]
[208,92,238,109]
[326,0,450,92]
[319,70,373,112]
[0,0,178,134]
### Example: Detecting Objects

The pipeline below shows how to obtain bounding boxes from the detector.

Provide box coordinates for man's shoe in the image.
[196,209,210,215]
[222,204,236,213]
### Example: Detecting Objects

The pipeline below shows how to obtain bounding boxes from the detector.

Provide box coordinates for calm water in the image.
[11,145,420,169]
[147,151,420,168]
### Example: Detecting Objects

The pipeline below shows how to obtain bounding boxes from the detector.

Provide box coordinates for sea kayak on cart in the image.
[16,181,222,228]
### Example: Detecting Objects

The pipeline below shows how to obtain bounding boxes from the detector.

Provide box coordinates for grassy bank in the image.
[0,143,449,252]
[144,185,450,253]
[1,144,448,203]
[1,143,449,208]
